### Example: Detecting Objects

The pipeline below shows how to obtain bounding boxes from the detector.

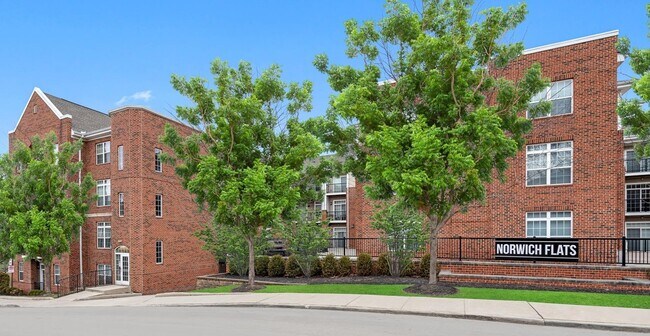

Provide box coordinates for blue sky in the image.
[0,0,647,153]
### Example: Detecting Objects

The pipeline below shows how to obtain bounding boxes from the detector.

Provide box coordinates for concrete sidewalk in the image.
[1,292,648,333]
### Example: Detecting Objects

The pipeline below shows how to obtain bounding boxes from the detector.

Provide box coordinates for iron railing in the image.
[323,237,650,265]
[56,269,113,297]
[328,210,347,221]
[625,158,650,173]
[326,183,347,193]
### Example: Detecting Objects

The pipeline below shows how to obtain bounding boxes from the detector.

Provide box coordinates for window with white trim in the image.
[528,79,573,118]
[97,179,111,206]
[626,223,650,252]
[154,148,162,173]
[626,183,650,213]
[526,141,572,186]
[118,193,125,217]
[97,264,112,285]
[97,222,111,249]
[96,141,110,164]
[526,211,572,238]
[117,145,124,170]
[155,194,162,218]
[53,264,61,285]
[18,261,24,281]
[155,240,163,264]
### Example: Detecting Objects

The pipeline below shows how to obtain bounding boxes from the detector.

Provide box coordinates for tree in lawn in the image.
[372,200,426,277]
[314,0,549,285]
[162,60,324,287]
[617,5,650,156]
[280,212,330,278]
[0,133,94,292]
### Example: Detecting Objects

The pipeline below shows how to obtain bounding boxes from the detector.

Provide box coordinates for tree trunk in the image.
[44,261,52,293]
[246,236,255,287]
[428,228,438,285]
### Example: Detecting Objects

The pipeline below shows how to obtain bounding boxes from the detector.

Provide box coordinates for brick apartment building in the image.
[8,89,217,294]
[312,31,650,291]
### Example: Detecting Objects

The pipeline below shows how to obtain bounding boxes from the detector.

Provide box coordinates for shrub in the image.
[0,272,9,288]
[338,256,352,276]
[310,258,322,277]
[420,254,430,277]
[375,253,390,276]
[400,261,417,277]
[255,256,270,277]
[1,287,23,296]
[321,254,338,277]
[356,253,373,276]
[285,256,303,277]
[28,290,45,296]
[268,255,286,277]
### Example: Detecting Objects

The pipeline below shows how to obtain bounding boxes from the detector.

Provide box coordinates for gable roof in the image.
[44,93,110,133]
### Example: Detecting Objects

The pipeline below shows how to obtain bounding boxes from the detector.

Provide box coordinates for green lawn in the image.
[193,284,650,309]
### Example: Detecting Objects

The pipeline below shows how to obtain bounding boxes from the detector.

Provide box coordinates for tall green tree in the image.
[314,0,549,284]
[0,133,94,292]
[280,212,330,278]
[162,60,324,287]
[617,4,650,156]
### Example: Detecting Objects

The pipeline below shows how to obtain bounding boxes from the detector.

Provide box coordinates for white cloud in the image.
[115,90,152,105]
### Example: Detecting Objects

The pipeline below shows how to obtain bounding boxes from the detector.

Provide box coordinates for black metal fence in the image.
[56,270,112,297]
[325,237,650,265]
[625,158,650,173]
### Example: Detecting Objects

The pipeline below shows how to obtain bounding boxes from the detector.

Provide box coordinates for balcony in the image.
[326,182,347,194]
[328,210,347,221]
[626,197,650,215]
[304,210,322,222]
[625,158,650,175]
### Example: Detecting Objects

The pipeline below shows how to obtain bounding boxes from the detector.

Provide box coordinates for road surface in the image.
[0,306,641,336]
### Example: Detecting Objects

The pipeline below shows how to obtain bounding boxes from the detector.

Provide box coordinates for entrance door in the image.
[115,250,130,286]
[38,263,44,290]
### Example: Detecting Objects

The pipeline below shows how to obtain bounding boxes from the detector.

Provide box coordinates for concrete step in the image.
[85,285,131,295]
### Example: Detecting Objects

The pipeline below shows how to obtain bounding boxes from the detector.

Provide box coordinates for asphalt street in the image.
[0,306,642,336]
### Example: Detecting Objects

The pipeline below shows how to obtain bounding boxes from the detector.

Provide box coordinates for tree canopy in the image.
[162,60,327,287]
[313,0,549,284]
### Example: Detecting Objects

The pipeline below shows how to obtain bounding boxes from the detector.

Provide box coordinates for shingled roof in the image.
[44,93,111,133]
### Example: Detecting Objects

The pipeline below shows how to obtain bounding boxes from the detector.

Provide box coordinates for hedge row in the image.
[0,272,24,296]
[238,253,440,278]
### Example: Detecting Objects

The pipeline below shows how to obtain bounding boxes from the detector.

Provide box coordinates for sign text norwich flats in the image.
[495,238,579,262]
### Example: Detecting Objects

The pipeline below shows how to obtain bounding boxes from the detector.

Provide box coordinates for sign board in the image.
[7,265,14,274]
[495,238,579,262]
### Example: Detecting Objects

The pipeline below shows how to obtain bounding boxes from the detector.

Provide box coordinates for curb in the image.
[146,295,650,334]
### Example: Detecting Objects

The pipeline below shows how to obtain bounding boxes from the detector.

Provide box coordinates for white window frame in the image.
[18,261,24,281]
[118,193,125,217]
[526,141,573,187]
[154,148,162,173]
[155,194,163,218]
[53,264,61,285]
[527,79,574,119]
[97,179,111,207]
[525,211,573,238]
[97,264,112,285]
[155,240,164,264]
[117,145,124,171]
[97,222,111,249]
[625,183,650,215]
[96,141,111,165]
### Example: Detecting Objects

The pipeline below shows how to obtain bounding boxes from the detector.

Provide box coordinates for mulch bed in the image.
[404,284,458,296]
[232,284,267,292]
[219,274,429,285]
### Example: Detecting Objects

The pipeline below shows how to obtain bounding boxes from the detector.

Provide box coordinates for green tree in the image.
[0,133,94,292]
[280,212,330,278]
[617,4,650,156]
[162,60,324,287]
[372,201,426,276]
[314,0,549,284]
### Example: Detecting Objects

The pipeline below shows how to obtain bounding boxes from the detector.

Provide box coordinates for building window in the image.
[118,193,125,217]
[117,145,124,171]
[97,222,111,249]
[96,141,111,164]
[528,79,573,118]
[155,241,163,264]
[97,179,111,206]
[53,264,61,285]
[626,223,650,252]
[626,183,650,214]
[97,264,112,286]
[526,211,572,238]
[155,194,162,217]
[154,148,162,173]
[18,261,24,281]
[526,141,572,186]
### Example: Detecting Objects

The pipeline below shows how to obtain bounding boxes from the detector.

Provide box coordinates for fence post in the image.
[458,236,463,261]
[621,236,626,267]
[343,237,346,256]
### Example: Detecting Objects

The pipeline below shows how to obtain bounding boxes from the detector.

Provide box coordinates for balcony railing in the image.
[326,183,347,193]
[304,210,322,221]
[626,197,650,214]
[328,210,347,221]
[625,158,650,174]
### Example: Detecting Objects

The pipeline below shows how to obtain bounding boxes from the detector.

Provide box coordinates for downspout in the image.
[78,133,84,287]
